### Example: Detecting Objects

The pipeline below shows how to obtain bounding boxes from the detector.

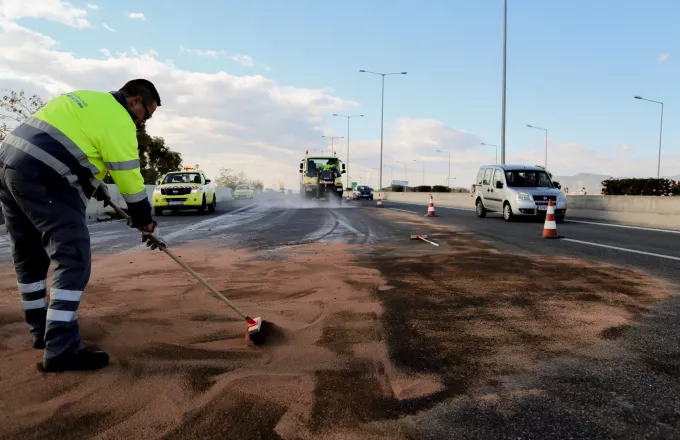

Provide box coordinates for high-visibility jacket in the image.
[0,90,152,226]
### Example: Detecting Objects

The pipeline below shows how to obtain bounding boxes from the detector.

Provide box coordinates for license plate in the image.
[336,188,343,192]
[537,205,548,211]
[321,180,332,184]
[168,201,183,206]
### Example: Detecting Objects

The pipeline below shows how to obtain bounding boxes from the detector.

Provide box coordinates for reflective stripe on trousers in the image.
[0,165,90,359]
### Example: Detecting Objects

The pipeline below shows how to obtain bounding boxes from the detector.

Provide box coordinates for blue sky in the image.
[2,0,678,187]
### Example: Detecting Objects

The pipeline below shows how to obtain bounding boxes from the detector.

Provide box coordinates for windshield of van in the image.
[162,173,203,184]
[504,170,553,188]
[236,184,250,190]
[306,158,339,176]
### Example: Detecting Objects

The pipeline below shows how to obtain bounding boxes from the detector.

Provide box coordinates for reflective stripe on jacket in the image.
[0,90,152,226]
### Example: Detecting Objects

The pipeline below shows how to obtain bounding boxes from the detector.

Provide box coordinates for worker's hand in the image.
[138,221,167,250]
[93,184,111,207]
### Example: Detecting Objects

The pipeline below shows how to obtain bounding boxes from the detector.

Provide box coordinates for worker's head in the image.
[119,79,161,127]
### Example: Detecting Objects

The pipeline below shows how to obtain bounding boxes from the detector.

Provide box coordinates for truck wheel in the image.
[198,195,207,214]
[208,195,216,213]
[475,199,487,218]
[154,207,164,216]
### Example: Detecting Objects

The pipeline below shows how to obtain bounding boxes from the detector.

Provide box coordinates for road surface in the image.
[0,195,678,439]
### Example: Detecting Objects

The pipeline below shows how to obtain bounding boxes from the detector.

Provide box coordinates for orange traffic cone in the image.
[542,200,559,238]
[377,194,383,208]
[425,194,437,217]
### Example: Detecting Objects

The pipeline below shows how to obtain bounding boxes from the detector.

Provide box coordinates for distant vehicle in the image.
[233,184,254,200]
[299,150,345,201]
[473,164,567,222]
[352,185,373,200]
[152,166,216,216]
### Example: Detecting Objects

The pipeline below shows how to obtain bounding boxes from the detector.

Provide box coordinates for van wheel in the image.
[503,202,515,222]
[208,195,216,213]
[475,199,487,218]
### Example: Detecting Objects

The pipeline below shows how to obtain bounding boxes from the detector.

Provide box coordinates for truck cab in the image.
[299,150,345,200]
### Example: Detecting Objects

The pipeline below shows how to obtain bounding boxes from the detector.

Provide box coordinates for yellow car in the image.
[152,166,217,215]
[233,184,254,199]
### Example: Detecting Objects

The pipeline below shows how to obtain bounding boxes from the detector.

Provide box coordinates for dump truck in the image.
[299,150,345,201]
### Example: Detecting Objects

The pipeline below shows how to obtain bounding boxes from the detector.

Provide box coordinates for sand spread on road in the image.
[0,208,672,439]
[0,241,434,440]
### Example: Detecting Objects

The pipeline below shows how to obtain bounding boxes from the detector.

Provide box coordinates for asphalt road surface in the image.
[1,194,679,439]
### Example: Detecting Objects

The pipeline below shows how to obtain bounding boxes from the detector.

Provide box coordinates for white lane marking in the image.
[563,238,680,262]
[335,218,365,237]
[566,219,680,235]
[126,203,260,252]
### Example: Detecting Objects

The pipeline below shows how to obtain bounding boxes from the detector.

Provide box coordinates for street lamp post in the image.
[359,69,407,190]
[634,96,664,178]
[333,114,364,188]
[413,159,424,185]
[396,160,407,182]
[322,135,343,156]
[526,125,548,169]
[501,0,507,164]
[436,149,451,187]
[481,143,498,163]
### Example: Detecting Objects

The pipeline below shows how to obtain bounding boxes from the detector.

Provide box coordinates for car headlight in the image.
[558,192,566,201]
[153,187,161,193]
[515,191,532,201]
[191,186,206,194]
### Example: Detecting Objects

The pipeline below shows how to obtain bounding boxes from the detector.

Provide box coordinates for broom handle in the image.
[106,198,250,319]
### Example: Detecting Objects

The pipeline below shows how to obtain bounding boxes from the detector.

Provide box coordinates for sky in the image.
[0,0,678,191]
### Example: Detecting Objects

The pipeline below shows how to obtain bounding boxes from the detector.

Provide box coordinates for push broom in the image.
[100,193,272,345]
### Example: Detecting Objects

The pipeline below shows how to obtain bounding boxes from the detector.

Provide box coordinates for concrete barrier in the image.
[377,192,680,230]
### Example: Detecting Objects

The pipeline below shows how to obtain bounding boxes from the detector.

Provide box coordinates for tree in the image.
[215,167,263,190]
[0,89,45,141]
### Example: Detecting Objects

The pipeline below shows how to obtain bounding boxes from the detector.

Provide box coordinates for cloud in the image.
[179,45,225,58]
[0,19,358,191]
[86,4,99,10]
[127,12,145,21]
[657,53,669,63]
[0,0,90,28]
[612,144,632,152]
[230,54,254,67]
[102,22,115,32]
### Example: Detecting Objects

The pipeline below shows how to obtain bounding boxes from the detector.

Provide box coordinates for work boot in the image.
[32,335,46,349]
[40,347,110,372]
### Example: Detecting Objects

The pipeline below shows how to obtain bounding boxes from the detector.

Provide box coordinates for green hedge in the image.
[601,178,680,196]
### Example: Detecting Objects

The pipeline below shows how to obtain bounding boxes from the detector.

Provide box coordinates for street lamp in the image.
[500,0,507,164]
[384,164,394,185]
[333,114,363,187]
[526,125,548,169]
[634,96,664,178]
[321,135,343,156]
[359,69,407,190]
[413,159,424,186]
[436,149,451,187]
[396,160,407,182]
[481,143,498,163]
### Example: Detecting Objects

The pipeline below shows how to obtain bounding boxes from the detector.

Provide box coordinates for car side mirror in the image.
[299,163,303,170]
[495,181,503,189]
[156,180,161,185]
[341,170,346,174]
[205,179,211,184]
[299,169,303,173]
[342,164,346,170]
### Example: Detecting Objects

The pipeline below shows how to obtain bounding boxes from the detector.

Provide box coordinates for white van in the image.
[473,164,567,222]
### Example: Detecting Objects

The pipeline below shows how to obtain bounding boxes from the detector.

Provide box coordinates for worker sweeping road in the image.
[0,79,167,372]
